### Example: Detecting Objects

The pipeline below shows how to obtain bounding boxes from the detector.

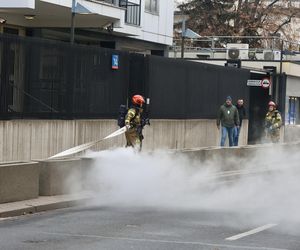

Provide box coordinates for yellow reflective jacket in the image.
[265,110,282,129]
[125,108,142,127]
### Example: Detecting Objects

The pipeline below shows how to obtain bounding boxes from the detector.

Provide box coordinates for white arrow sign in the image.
[247,80,262,87]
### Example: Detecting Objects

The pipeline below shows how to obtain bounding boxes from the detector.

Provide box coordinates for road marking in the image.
[226,224,278,241]
[0,217,14,221]
[41,231,287,250]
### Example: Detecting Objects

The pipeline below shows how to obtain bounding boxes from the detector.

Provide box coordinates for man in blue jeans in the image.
[233,99,246,146]
[216,96,240,147]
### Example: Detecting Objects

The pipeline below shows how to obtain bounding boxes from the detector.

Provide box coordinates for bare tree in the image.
[177,0,300,48]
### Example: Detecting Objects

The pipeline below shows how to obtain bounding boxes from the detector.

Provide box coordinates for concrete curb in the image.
[0,192,93,218]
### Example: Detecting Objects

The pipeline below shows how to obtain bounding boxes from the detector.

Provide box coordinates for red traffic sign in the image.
[261,78,271,89]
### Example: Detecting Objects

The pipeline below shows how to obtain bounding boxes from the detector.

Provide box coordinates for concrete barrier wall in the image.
[0,119,249,162]
[39,158,83,196]
[284,125,300,142]
[0,161,39,203]
[181,141,300,172]
[0,141,299,204]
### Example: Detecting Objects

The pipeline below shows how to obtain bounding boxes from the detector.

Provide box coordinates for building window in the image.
[288,97,300,124]
[145,0,158,13]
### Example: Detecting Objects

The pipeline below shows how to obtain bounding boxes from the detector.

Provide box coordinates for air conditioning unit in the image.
[263,50,281,61]
[226,43,249,60]
[248,50,257,60]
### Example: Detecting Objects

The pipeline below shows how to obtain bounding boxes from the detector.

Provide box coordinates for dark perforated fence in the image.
[0,34,129,119]
[0,33,250,120]
[146,56,250,119]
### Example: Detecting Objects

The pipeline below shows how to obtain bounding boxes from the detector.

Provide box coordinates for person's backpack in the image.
[117,104,128,128]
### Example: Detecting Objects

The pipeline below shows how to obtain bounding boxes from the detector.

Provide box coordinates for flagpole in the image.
[70,0,76,44]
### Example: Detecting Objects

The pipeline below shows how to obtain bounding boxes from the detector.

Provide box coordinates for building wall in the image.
[0,0,34,8]
[0,0,174,47]
[286,76,300,97]
[189,60,282,70]
[284,125,300,142]
[285,76,300,125]
[140,0,174,46]
[0,119,249,162]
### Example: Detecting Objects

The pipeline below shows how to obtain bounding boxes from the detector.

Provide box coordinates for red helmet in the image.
[132,95,145,106]
[268,101,276,107]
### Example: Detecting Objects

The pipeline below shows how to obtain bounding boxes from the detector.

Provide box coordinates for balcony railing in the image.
[92,0,141,26]
[94,0,120,5]
[119,0,141,26]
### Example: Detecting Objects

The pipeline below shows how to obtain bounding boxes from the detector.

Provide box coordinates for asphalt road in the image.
[0,204,299,250]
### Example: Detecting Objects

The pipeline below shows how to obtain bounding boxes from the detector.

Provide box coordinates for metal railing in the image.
[119,0,141,26]
[90,0,141,26]
[170,36,300,60]
[94,0,120,6]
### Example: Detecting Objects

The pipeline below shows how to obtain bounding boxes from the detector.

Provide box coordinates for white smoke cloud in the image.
[82,146,300,232]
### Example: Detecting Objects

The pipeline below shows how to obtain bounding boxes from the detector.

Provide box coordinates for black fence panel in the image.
[147,56,250,119]
[0,34,129,119]
[0,34,252,120]
[129,53,146,99]
[70,46,130,118]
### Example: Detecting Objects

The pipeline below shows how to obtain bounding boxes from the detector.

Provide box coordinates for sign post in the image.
[261,78,271,89]
[112,54,119,70]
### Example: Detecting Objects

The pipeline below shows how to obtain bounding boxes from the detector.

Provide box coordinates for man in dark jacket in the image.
[217,96,240,147]
[233,99,246,146]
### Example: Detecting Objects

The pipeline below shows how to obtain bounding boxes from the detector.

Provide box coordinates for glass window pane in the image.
[152,0,158,12]
[288,97,300,125]
[145,0,158,13]
[145,0,151,11]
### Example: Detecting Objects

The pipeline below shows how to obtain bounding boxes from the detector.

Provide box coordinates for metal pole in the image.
[125,0,128,24]
[181,36,185,58]
[275,39,284,104]
[138,0,141,26]
[181,14,186,58]
[70,0,76,44]
[173,41,177,59]
[211,37,215,59]
[280,39,283,74]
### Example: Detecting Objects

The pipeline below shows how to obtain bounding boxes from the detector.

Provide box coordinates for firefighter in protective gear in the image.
[125,95,145,150]
[265,101,282,143]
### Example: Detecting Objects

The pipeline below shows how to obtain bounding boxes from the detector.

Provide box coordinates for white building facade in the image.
[0,0,174,55]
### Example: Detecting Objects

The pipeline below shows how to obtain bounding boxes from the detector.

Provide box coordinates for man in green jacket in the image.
[217,96,240,147]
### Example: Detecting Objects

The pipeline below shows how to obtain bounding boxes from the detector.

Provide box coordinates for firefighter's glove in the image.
[268,126,274,132]
[125,124,131,131]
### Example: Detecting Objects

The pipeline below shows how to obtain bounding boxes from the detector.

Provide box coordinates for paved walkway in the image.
[0,192,93,218]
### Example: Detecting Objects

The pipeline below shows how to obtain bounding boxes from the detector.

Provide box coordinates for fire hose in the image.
[48,126,127,159]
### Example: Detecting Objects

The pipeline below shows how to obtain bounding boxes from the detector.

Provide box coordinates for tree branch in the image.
[272,15,295,34]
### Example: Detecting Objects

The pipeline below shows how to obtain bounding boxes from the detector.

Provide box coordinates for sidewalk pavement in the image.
[0,192,94,218]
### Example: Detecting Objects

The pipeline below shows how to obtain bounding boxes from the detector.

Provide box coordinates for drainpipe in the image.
[70,0,76,44]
